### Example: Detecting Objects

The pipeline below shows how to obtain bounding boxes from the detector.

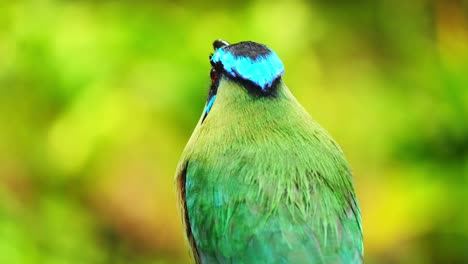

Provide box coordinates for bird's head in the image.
[202,39,285,122]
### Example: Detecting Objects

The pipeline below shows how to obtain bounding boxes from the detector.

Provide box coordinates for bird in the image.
[176,39,363,264]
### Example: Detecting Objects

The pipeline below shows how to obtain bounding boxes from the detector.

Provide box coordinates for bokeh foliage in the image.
[0,0,467,263]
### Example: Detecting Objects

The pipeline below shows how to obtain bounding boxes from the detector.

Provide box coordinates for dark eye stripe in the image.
[210,68,217,82]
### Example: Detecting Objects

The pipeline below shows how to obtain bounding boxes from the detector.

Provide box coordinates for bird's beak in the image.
[213,39,230,50]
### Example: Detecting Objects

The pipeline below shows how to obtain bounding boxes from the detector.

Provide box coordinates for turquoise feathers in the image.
[210,41,284,91]
[176,40,363,263]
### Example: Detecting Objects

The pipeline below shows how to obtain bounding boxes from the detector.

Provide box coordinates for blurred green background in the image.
[0,0,467,263]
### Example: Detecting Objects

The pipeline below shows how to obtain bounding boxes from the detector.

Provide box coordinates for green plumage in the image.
[176,51,363,263]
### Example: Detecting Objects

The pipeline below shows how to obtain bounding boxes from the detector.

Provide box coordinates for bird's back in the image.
[177,81,363,263]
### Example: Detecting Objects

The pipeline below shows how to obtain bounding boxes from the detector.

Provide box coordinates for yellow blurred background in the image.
[0,0,467,263]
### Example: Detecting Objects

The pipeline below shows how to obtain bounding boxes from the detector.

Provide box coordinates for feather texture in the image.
[176,74,363,263]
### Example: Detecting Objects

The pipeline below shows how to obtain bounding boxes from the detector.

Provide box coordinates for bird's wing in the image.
[180,158,363,264]
[176,161,202,264]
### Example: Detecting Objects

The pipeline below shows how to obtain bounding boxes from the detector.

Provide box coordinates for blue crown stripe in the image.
[211,47,284,91]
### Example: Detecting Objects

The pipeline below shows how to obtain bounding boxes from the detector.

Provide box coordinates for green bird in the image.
[176,39,363,263]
